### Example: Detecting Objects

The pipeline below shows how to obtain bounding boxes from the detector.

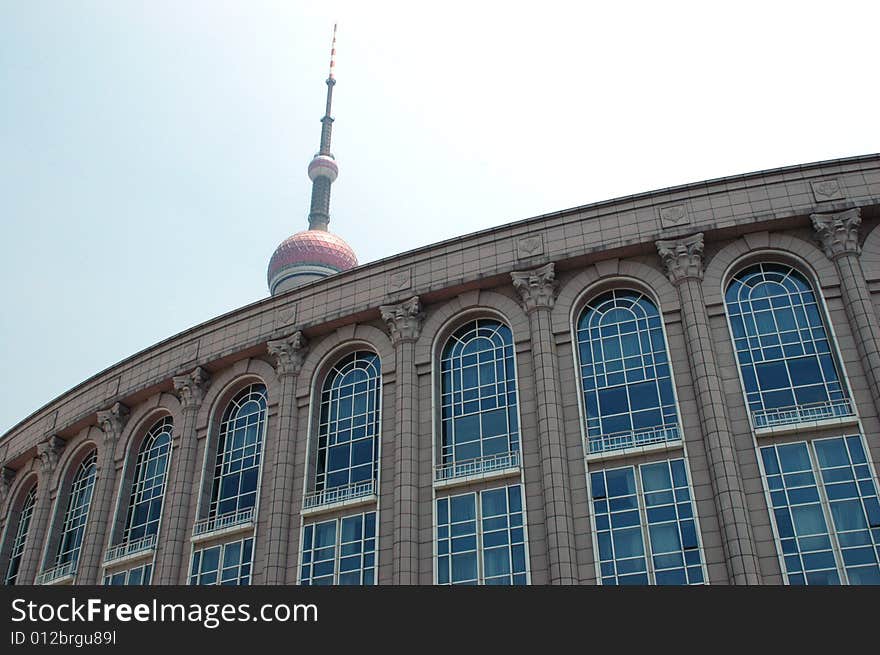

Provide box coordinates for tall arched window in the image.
[210,384,267,519]
[575,289,679,454]
[724,263,852,428]
[316,351,381,493]
[54,450,97,569]
[439,318,520,478]
[3,485,36,585]
[122,416,172,544]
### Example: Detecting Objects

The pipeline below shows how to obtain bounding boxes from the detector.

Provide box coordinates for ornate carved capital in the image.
[96,402,130,444]
[656,233,705,285]
[511,262,557,313]
[267,331,309,379]
[380,296,424,345]
[172,366,211,411]
[810,208,861,260]
[0,466,15,506]
[37,435,65,474]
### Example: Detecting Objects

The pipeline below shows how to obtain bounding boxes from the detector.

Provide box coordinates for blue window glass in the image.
[189,537,252,586]
[103,563,152,586]
[54,450,98,569]
[4,485,36,585]
[590,458,705,585]
[576,290,680,454]
[440,319,521,479]
[316,352,381,493]
[436,484,528,585]
[760,436,880,585]
[724,263,851,428]
[210,384,267,519]
[300,512,376,585]
[123,416,172,544]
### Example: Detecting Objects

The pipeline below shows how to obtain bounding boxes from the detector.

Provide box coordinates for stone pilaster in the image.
[656,233,761,584]
[511,262,578,584]
[380,296,424,584]
[78,402,129,583]
[811,208,880,417]
[155,366,211,584]
[262,331,308,584]
[18,436,65,583]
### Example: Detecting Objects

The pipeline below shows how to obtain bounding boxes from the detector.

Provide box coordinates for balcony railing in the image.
[434,451,520,483]
[104,534,157,564]
[192,507,254,538]
[36,561,76,585]
[752,399,855,430]
[588,425,680,456]
[303,480,375,511]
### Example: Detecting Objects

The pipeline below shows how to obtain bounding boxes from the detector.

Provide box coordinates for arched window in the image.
[122,416,172,544]
[210,384,267,519]
[54,450,97,568]
[316,351,381,493]
[439,318,520,477]
[575,289,679,454]
[3,485,36,585]
[724,263,852,428]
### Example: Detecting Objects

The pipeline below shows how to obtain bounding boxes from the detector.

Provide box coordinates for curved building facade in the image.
[3,154,880,586]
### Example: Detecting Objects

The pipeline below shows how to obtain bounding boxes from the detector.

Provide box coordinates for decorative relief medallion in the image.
[658,203,690,229]
[274,303,298,331]
[516,234,545,260]
[179,340,200,365]
[811,179,845,203]
[387,269,412,294]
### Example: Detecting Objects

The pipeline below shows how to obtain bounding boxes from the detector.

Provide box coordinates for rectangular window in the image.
[300,512,376,585]
[104,563,153,585]
[761,435,880,585]
[189,537,253,585]
[436,484,528,585]
[590,458,705,585]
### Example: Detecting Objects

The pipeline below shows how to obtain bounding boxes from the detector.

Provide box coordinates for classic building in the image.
[3,34,880,586]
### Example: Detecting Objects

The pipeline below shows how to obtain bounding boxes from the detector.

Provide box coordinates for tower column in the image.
[380,296,424,584]
[656,233,761,584]
[811,208,880,417]
[262,332,309,584]
[78,403,129,584]
[512,263,579,584]
[155,366,211,584]
[18,437,65,584]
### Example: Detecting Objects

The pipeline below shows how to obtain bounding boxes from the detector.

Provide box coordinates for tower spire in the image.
[308,23,339,230]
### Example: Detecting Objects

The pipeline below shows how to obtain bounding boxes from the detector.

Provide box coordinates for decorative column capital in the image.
[96,402,130,445]
[37,435,65,474]
[172,366,211,411]
[380,296,424,345]
[810,207,861,260]
[656,233,705,285]
[511,262,558,314]
[267,331,309,379]
[0,466,15,506]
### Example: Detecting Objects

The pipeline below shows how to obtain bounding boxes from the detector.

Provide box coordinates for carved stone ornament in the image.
[37,435,66,474]
[387,269,412,294]
[659,204,690,229]
[380,296,424,345]
[810,208,861,260]
[267,331,309,378]
[172,366,211,410]
[656,233,705,285]
[96,402,130,444]
[0,466,15,506]
[511,262,557,313]
[810,179,845,203]
[516,234,545,260]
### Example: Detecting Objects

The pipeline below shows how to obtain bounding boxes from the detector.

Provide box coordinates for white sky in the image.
[2,0,879,434]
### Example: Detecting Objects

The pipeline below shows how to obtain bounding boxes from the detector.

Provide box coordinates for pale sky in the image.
[2,0,878,434]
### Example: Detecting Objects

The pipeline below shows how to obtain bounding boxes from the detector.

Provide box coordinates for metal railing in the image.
[752,399,855,429]
[588,425,680,455]
[434,451,520,483]
[303,480,375,510]
[192,507,254,538]
[36,561,76,585]
[104,534,157,564]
